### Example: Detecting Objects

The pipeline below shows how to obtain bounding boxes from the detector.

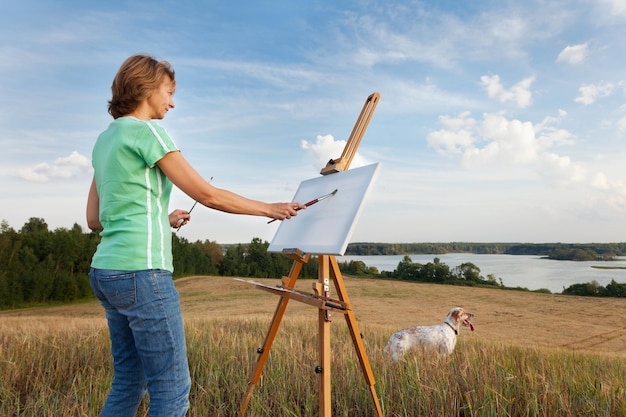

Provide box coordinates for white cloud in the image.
[597,0,626,17]
[534,113,575,150]
[592,172,610,190]
[590,174,626,210]
[429,112,540,166]
[480,74,535,108]
[426,112,477,155]
[467,113,538,166]
[575,81,615,105]
[18,151,91,182]
[536,152,587,185]
[427,112,579,179]
[426,110,626,211]
[556,43,589,64]
[300,134,369,171]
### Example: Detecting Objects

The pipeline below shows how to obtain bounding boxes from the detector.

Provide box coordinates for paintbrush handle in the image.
[176,201,199,231]
[175,177,211,231]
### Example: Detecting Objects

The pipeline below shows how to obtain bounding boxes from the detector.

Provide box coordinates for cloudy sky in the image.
[1,0,625,245]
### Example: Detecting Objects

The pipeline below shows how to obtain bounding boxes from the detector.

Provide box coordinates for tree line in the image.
[344,255,626,298]
[1,218,625,309]
[345,242,626,260]
[0,218,320,309]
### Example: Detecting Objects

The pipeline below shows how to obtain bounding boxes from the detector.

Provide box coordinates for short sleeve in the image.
[137,121,180,167]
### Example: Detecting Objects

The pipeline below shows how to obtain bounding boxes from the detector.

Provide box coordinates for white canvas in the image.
[268,163,380,255]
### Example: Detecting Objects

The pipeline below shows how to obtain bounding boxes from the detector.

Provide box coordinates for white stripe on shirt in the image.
[144,121,174,153]
[145,166,153,269]
[155,165,166,270]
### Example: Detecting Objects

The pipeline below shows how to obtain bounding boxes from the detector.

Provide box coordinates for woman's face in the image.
[146,77,175,120]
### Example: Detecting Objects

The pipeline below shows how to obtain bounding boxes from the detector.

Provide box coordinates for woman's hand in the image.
[266,202,306,221]
[169,209,191,229]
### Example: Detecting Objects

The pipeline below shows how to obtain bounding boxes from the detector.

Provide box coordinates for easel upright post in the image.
[320,92,380,176]
[315,255,332,415]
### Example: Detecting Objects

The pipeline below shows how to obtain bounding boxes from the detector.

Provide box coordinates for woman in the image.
[86,54,304,417]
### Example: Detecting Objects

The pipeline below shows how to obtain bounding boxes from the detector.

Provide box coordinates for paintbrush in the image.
[175,176,212,231]
[268,188,338,224]
[175,201,198,231]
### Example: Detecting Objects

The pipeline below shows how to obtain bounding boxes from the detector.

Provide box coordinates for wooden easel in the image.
[237,92,383,417]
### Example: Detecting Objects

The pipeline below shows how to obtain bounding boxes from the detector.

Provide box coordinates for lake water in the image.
[338,253,626,293]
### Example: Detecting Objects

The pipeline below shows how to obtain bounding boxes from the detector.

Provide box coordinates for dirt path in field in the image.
[2,275,625,356]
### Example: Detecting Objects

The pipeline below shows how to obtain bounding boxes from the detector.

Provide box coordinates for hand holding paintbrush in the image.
[175,176,212,231]
[267,189,338,224]
[175,201,198,231]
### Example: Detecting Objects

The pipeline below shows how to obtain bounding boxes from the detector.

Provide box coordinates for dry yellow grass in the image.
[2,274,624,357]
[2,276,625,416]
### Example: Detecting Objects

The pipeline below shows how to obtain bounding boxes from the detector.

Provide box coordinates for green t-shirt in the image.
[91,117,179,272]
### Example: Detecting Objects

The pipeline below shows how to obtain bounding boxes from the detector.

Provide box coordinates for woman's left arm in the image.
[86,177,103,232]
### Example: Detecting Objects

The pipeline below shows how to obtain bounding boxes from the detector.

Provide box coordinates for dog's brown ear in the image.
[451,309,460,322]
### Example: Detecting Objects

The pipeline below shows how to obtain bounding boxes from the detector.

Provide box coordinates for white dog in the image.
[384,307,475,361]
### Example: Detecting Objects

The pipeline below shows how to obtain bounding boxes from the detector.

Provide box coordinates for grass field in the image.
[1,275,625,416]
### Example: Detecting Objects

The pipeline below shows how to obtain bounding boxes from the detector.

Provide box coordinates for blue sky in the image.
[1,0,626,244]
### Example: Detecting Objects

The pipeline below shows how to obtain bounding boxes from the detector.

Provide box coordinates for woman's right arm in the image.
[157,151,305,221]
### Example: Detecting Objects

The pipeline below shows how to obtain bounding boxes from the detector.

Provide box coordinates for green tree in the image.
[453,262,482,282]
[20,217,51,263]
[562,280,604,296]
[219,244,249,276]
[394,256,422,281]
[340,260,369,276]
[421,257,450,282]
[605,280,626,297]
[247,238,274,278]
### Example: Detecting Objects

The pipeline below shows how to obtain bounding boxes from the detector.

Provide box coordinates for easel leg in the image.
[238,255,308,417]
[329,256,384,417]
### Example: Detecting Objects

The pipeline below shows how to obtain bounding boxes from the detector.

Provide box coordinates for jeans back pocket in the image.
[95,272,137,309]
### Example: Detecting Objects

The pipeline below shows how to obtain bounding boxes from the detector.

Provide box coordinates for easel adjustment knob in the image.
[257,347,264,354]
[320,158,345,175]
[314,366,323,374]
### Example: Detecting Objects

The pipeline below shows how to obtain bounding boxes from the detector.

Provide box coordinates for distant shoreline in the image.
[591,265,626,270]
[343,242,626,261]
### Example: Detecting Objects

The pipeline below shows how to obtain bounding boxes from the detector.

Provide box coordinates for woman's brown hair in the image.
[108,54,176,119]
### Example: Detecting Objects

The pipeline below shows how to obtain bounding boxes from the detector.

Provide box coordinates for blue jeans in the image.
[89,268,191,417]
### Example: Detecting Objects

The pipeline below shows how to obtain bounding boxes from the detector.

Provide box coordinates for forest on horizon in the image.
[1,217,625,309]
